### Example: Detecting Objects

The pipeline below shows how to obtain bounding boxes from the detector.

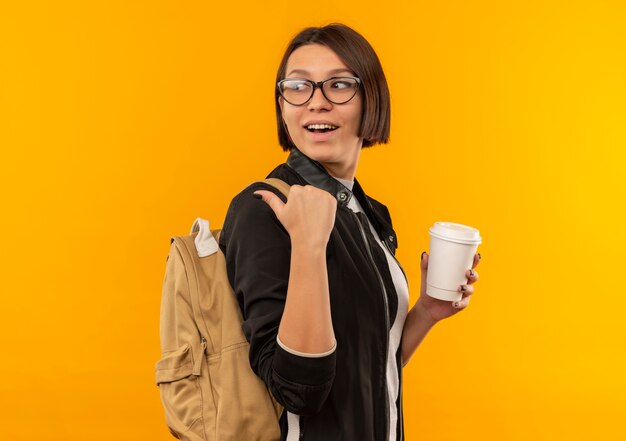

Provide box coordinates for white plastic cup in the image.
[426,222,482,302]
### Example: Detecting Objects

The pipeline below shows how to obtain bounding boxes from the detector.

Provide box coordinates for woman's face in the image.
[279,43,363,180]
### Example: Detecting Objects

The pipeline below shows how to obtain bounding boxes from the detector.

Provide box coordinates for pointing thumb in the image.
[253,190,285,217]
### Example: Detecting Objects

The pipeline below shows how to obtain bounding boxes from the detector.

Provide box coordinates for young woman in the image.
[218,23,481,441]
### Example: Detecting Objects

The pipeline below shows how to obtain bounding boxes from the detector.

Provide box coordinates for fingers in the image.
[458,254,478,310]
[253,190,285,217]
[419,252,429,297]
[456,265,477,309]
[453,295,471,309]
[465,267,479,284]
[422,251,479,285]
[457,283,475,296]
[472,253,481,269]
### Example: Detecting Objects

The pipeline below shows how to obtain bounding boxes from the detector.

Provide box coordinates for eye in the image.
[330,80,351,89]
[330,78,355,89]
[283,80,310,91]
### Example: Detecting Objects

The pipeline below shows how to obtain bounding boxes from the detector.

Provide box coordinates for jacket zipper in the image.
[350,210,390,441]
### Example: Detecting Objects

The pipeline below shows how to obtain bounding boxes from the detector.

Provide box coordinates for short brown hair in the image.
[275,23,391,151]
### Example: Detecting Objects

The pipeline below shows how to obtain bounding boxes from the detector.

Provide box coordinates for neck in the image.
[325,166,354,181]
[322,147,361,181]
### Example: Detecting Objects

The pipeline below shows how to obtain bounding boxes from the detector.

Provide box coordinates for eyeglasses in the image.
[277,76,361,106]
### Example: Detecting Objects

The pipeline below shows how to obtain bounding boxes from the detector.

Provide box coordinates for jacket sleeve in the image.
[219,182,336,416]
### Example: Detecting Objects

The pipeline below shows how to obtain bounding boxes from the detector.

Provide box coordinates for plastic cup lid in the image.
[429,222,482,245]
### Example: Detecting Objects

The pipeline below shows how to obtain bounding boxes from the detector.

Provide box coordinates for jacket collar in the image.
[286,147,354,207]
[285,147,390,238]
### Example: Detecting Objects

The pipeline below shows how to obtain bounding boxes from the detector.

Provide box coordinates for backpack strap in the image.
[259,178,291,199]
[158,178,290,436]
[190,178,291,258]
[177,178,292,352]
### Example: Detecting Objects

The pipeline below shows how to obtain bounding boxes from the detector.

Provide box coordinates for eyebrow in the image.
[286,68,354,77]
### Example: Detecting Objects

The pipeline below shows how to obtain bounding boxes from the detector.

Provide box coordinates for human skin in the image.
[278,43,364,182]
[401,253,481,366]
[255,43,361,354]
[254,43,481,360]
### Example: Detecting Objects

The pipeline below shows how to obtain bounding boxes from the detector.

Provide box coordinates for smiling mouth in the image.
[307,127,337,133]
[304,124,339,133]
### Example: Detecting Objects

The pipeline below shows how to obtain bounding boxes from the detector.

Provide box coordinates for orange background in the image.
[1,1,625,440]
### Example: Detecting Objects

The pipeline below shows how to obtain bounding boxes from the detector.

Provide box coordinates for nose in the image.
[307,85,332,111]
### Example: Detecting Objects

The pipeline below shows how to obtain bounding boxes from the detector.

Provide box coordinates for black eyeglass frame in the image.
[277,76,362,106]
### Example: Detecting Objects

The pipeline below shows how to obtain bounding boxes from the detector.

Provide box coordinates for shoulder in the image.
[222,182,286,238]
[220,163,300,245]
[225,161,306,222]
[266,162,305,185]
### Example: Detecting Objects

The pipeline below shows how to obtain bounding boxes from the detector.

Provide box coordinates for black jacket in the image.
[218,147,406,441]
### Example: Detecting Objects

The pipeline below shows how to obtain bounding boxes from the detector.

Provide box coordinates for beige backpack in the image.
[155,178,289,440]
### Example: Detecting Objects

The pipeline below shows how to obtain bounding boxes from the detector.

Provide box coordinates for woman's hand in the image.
[415,252,481,324]
[253,185,337,249]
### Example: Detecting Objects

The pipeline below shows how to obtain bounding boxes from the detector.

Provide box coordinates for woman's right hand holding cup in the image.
[253,185,337,249]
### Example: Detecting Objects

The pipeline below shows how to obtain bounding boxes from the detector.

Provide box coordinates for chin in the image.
[298,144,337,160]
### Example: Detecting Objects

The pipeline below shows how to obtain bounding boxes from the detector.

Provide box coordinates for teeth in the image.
[306,124,337,130]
